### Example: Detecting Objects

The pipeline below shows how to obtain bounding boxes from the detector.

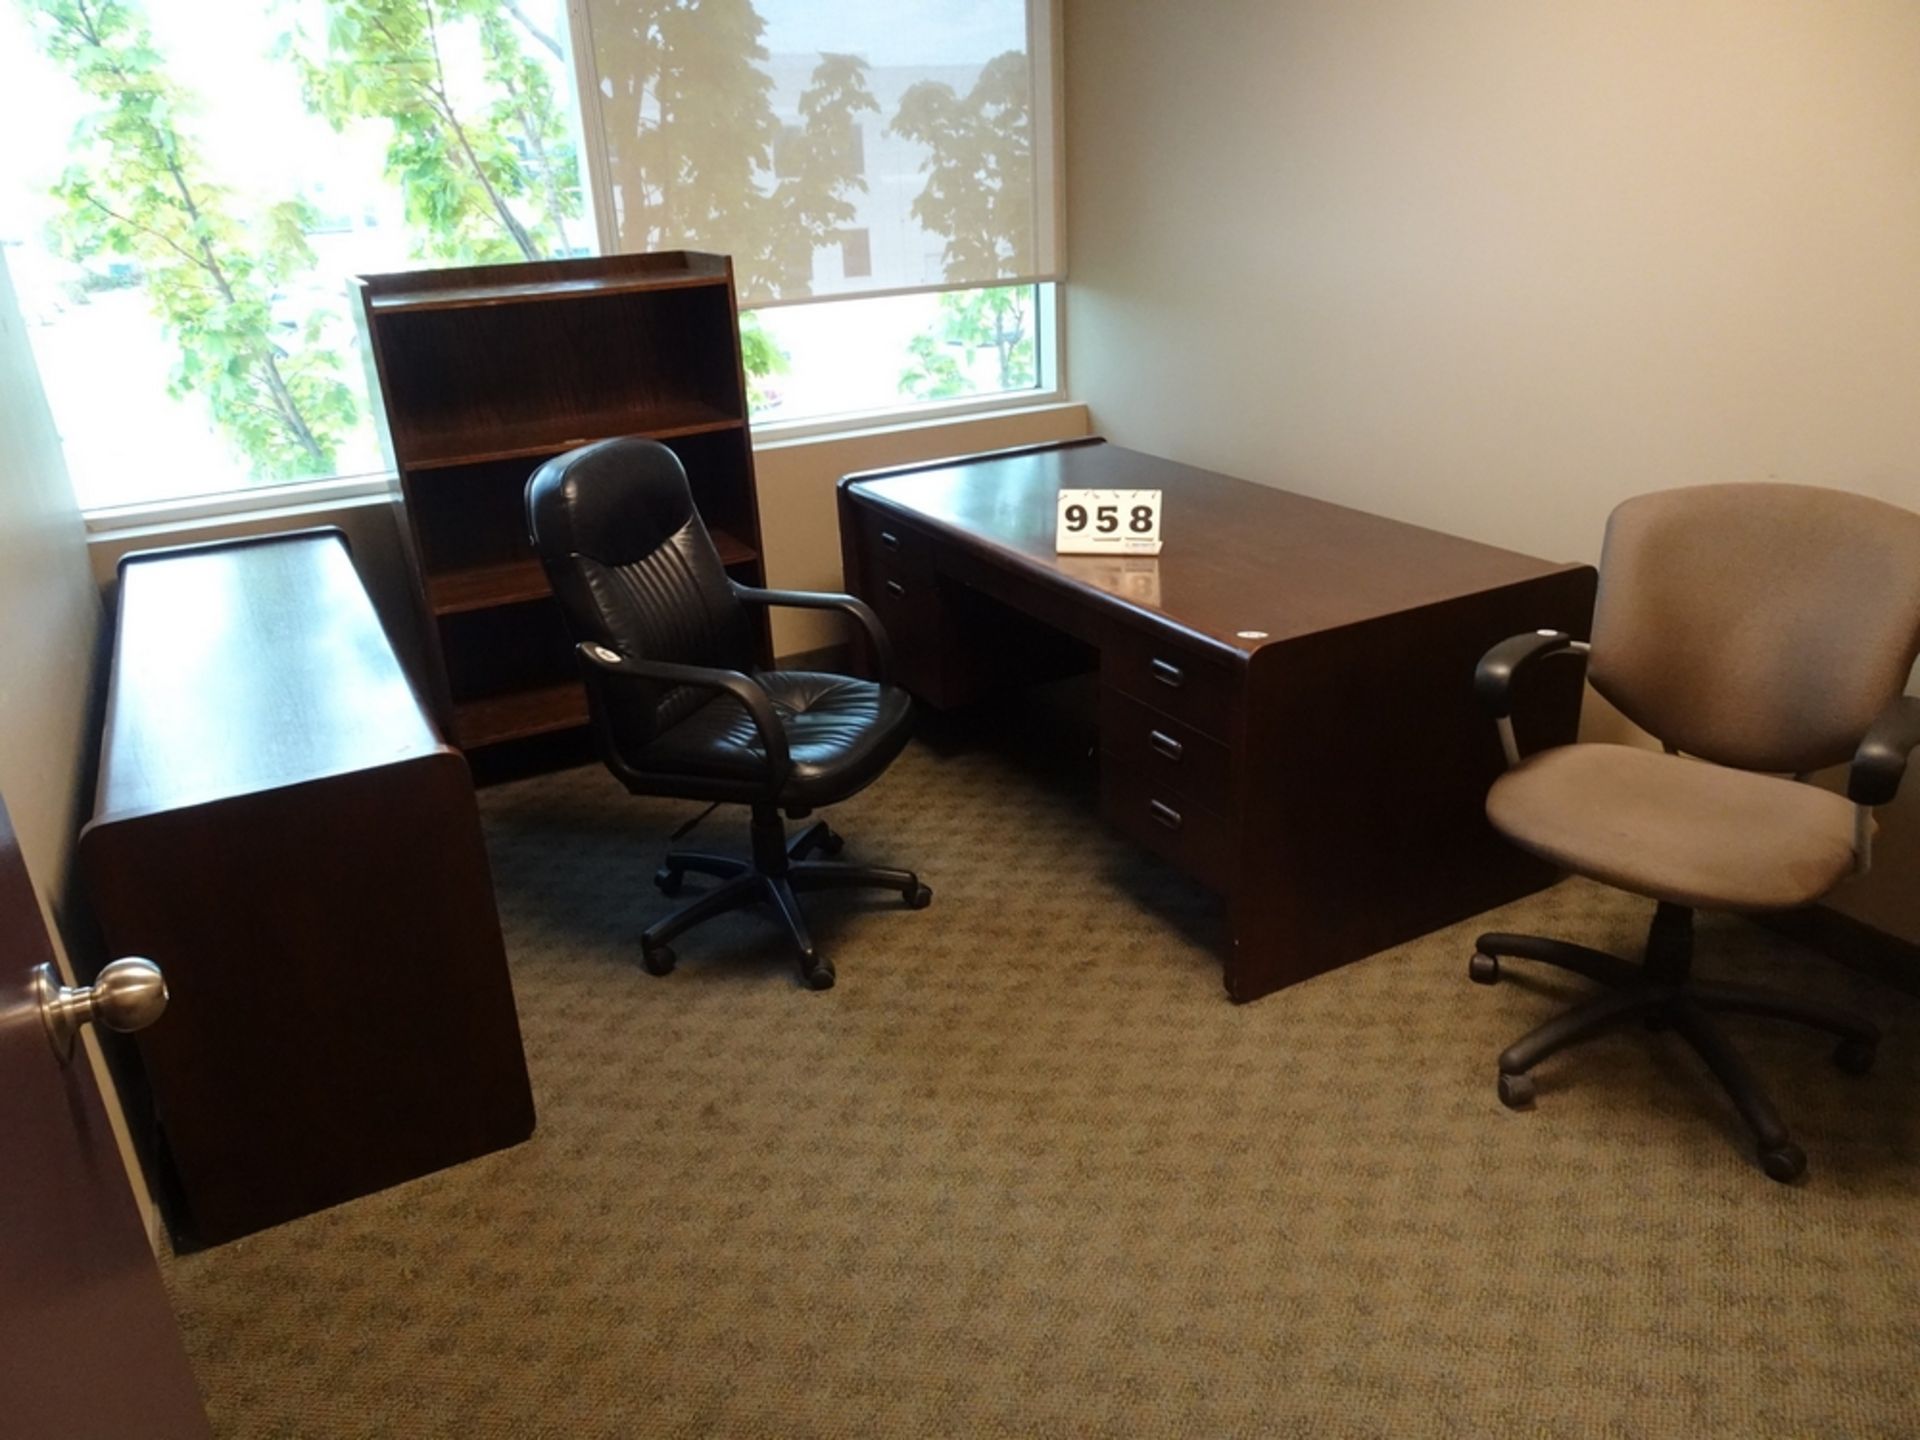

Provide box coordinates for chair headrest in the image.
[526,437,696,566]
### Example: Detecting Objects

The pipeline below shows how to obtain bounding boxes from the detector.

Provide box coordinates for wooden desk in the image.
[838,438,1596,1002]
[81,531,534,1244]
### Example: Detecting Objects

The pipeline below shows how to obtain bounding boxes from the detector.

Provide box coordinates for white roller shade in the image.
[569,0,1061,308]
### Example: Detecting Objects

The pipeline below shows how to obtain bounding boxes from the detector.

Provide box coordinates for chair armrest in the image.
[1474,630,1590,718]
[1475,630,1591,767]
[1848,695,1920,806]
[728,583,893,682]
[576,643,790,785]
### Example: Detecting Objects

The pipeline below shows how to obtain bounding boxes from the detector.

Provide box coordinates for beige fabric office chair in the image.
[1471,483,1920,1181]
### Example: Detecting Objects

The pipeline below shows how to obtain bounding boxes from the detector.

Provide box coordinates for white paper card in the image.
[1055,488,1164,555]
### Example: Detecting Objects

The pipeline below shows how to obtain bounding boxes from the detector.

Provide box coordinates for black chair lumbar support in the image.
[1470,482,1920,1181]
[526,436,930,990]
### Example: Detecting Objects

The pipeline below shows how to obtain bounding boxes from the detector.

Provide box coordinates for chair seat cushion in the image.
[1486,743,1864,912]
[633,670,913,805]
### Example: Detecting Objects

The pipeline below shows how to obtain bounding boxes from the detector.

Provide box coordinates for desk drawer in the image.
[1099,762,1234,889]
[1101,623,1241,739]
[1099,686,1234,813]
[867,562,938,648]
[855,506,934,572]
[852,512,936,638]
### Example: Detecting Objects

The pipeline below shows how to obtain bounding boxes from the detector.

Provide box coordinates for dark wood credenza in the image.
[840,439,1599,1002]
[80,531,534,1245]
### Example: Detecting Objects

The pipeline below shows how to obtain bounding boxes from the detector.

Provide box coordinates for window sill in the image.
[83,473,393,538]
[82,397,1087,545]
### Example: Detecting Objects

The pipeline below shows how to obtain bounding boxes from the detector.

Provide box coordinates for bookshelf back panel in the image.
[410,459,547,575]
[663,429,760,552]
[440,600,577,701]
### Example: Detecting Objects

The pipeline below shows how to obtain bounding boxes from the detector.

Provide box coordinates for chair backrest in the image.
[1588,483,1920,774]
[526,437,753,745]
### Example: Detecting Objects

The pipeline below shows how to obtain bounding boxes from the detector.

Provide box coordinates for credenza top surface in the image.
[92,531,443,826]
[845,439,1585,653]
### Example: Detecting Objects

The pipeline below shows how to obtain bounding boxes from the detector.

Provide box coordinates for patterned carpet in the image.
[161,721,1920,1438]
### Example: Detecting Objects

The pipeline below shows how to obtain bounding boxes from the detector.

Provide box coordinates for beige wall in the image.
[0,252,104,970]
[1063,0,1920,938]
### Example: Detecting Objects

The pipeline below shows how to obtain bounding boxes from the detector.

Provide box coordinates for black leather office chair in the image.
[526,437,930,990]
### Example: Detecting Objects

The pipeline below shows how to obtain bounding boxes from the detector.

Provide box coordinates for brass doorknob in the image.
[32,958,168,1062]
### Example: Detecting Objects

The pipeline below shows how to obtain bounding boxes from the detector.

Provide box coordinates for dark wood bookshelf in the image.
[352,252,770,756]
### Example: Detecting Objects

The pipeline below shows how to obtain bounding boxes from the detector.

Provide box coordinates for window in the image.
[573,0,1059,306]
[0,0,1060,513]
[1,0,588,511]
[749,283,1050,422]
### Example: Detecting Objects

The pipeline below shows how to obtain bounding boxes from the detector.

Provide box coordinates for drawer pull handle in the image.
[879,531,901,550]
[884,579,907,598]
[1148,729,1183,762]
[1150,658,1184,688]
[1148,799,1183,831]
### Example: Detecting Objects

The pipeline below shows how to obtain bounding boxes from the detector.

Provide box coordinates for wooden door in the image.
[0,789,209,1438]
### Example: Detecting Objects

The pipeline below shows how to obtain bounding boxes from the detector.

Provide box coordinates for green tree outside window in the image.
[898,287,1033,402]
[22,0,359,479]
[284,0,583,264]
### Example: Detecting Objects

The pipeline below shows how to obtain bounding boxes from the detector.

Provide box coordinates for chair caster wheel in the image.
[1834,1037,1876,1075]
[1468,952,1499,985]
[904,882,933,910]
[641,943,676,976]
[1759,1141,1806,1183]
[653,866,683,897]
[802,956,835,991]
[818,828,845,857]
[1497,1071,1535,1109]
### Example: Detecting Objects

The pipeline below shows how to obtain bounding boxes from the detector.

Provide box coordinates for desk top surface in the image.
[845,439,1584,654]
[92,531,443,826]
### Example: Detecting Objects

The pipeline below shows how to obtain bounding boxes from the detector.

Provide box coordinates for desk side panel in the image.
[1227,565,1597,1001]
[80,750,534,1245]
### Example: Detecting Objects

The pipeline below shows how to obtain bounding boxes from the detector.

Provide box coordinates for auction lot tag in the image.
[1056,488,1163,555]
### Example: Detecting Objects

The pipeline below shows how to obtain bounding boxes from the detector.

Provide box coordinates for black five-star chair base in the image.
[1471,901,1878,1182]
[643,803,930,990]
